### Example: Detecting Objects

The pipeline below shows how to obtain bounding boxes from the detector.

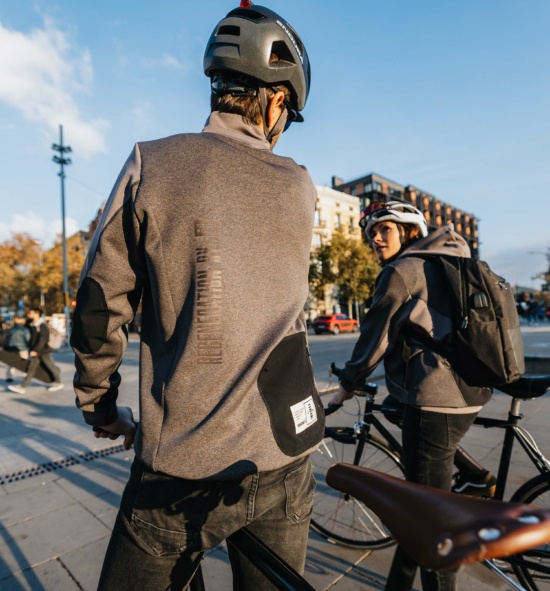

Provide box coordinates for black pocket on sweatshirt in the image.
[258,332,325,457]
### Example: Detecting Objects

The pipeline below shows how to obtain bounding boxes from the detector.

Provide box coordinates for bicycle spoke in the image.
[310,433,404,549]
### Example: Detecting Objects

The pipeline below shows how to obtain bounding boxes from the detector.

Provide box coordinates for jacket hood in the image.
[400,224,471,259]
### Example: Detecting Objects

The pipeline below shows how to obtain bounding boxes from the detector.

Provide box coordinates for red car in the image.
[312,314,359,335]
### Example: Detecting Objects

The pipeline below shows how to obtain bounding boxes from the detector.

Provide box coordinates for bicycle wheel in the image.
[509,474,550,591]
[310,430,404,548]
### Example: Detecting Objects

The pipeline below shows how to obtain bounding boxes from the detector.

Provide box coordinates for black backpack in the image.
[406,254,525,388]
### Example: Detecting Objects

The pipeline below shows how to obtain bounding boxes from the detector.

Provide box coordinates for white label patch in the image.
[290,396,318,434]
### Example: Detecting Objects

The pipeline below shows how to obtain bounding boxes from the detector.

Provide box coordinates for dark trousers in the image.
[385,407,478,591]
[98,456,315,591]
[21,352,60,386]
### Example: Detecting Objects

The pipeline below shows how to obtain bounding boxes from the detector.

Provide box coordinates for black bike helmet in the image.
[204,2,311,119]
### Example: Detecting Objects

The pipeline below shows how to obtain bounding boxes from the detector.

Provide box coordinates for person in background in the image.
[8,307,63,394]
[70,3,324,590]
[329,202,493,591]
[3,312,31,382]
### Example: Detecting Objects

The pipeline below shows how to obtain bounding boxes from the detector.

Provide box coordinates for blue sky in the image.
[1,0,549,288]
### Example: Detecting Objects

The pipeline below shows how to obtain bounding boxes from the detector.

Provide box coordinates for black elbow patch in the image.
[71,278,109,354]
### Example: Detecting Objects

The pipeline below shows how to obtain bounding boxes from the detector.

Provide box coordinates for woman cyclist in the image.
[329,201,492,591]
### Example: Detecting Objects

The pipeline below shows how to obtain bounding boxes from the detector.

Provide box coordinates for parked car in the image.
[312,314,359,335]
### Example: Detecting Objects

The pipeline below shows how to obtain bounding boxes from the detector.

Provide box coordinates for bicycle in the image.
[309,366,550,590]
[188,462,550,591]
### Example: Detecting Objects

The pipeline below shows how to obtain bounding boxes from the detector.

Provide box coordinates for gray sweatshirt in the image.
[340,225,492,409]
[71,112,325,480]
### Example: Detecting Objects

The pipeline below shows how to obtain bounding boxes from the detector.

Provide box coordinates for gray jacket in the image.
[340,225,492,409]
[71,112,325,480]
[4,325,31,352]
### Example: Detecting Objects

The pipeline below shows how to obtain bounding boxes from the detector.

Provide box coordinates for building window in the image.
[335,214,341,228]
[314,209,321,226]
[312,234,322,248]
[364,183,372,193]
[389,188,402,199]
[350,187,356,196]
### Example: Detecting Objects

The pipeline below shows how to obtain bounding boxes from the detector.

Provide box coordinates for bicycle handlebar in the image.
[329,362,378,396]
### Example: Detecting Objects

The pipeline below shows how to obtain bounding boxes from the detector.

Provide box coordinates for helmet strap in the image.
[397,224,407,245]
[259,87,289,145]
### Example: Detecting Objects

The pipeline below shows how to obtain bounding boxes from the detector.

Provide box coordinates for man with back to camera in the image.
[70,3,325,589]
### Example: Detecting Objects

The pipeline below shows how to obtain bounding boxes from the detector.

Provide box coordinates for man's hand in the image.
[29,351,38,358]
[328,384,355,407]
[93,406,137,450]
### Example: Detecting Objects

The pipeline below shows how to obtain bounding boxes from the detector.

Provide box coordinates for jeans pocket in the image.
[130,469,221,557]
[284,459,316,523]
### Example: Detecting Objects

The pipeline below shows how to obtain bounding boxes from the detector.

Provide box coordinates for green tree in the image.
[309,229,380,318]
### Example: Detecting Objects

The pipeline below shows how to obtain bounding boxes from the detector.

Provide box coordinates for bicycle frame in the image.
[474,397,550,500]
[353,388,403,462]
[189,527,316,591]
[360,390,550,502]
[357,390,550,589]
[190,517,536,591]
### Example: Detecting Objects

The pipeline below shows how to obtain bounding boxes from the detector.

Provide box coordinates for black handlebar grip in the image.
[325,404,342,416]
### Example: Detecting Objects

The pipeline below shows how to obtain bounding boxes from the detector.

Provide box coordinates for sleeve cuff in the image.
[339,378,355,393]
[82,406,119,427]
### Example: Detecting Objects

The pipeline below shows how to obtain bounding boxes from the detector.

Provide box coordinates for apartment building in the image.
[331,172,480,258]
[312,185,362,249]
[307,186,363,319]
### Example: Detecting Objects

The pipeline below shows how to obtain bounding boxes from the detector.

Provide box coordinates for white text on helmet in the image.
[276,20,303,64]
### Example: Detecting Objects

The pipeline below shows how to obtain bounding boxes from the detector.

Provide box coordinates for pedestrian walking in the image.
[71,3,324,590]
[8,307,63,394]
[329,202,493,591]
[3,312,31,382]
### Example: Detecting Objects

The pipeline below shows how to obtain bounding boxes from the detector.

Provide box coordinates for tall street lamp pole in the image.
[52,124,72,337]
[35,239,45,308]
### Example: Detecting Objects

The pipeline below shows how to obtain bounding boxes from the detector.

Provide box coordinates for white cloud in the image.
[161,54,187,71]
[0,18,108,158]
[0,211,80,247]
[143,53,188,73]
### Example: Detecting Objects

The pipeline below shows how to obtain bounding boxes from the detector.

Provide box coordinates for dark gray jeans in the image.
[98,456,315,590]
[21,352,60,386]
[385,406,478,591]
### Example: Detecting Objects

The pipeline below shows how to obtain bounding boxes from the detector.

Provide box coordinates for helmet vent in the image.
[227,8,267,21]
[217,25,240,37]
[278,22,304,57]
[271,41,295,65]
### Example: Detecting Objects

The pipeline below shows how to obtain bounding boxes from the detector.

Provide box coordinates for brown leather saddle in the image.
[326,463,550,571]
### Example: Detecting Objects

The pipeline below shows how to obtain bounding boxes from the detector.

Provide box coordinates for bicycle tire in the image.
[310,430,405,549]
[509,474,550,591]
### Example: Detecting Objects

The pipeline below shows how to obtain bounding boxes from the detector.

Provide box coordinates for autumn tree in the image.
[309,229,380,318]
[0,233,42,309]
[0,232,86,314]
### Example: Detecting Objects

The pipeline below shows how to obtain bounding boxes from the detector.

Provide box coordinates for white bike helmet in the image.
[359,201,429,242]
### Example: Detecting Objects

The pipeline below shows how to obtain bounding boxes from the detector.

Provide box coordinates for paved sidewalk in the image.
[0,325,548,590]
